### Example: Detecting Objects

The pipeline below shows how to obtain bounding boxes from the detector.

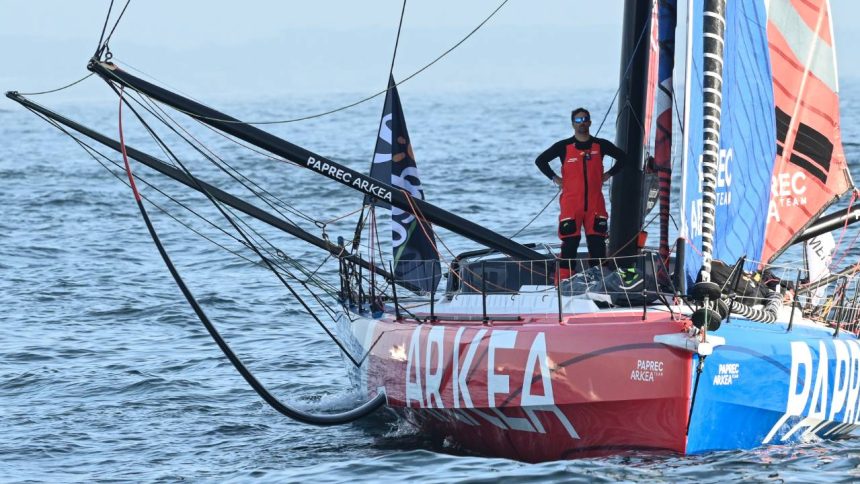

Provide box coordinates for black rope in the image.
[102,0,132,48]
[94,0,132,60]
[126,91,347,306]
[94,0,115,57]
[14,74,95,96]
[118,109,386,424]
[128,95,342,302]
[109,81,366,368]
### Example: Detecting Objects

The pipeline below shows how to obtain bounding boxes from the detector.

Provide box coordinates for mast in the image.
[609,0,652,259]
[698,0,726,283]
[5,91,422,292]
[88,61,546,262]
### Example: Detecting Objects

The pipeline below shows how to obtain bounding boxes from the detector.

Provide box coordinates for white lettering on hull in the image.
[763,340,860,444]
[403,326,578,439]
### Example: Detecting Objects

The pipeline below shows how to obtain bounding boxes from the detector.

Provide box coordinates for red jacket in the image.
[535,136,626,238]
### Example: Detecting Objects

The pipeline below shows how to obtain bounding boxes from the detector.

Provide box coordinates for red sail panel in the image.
[642,0,660,148]
[762,0,853,263]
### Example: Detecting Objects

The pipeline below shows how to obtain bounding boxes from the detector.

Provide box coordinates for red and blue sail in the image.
[682,0,777,285]
[369,75,441,293]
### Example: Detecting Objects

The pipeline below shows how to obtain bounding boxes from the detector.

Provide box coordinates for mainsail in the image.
[762,0,853,263]
[683,0,777,285]
[369,75,441,293]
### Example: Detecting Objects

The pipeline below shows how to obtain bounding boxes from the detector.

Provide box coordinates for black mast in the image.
[609,0,652,259]
[88,61,547,262]
[4,91,424,291]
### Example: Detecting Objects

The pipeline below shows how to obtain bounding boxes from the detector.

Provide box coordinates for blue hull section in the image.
[687,320,860,453]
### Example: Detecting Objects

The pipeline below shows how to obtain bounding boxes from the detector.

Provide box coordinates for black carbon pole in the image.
[5,91,423,292]
[793,205,860,245]
[609,0,652,260]
[88,61,547,262]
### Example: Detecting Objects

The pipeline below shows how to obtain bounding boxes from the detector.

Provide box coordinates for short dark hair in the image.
[571,107,590,123]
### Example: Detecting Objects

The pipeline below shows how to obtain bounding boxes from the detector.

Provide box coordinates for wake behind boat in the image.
[7,0,860,462]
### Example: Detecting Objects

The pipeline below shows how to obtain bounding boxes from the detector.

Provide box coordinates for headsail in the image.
[762,0,854,263]
[369,75,441,293]
[683,0,777,285]
[803,232,835,305]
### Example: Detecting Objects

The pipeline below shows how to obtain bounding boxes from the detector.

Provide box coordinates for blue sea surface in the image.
[2,78,860,482]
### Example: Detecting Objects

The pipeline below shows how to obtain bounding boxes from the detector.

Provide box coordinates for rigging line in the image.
[220,204,341,299]
[108,82,360,367]
[111,81,366,367]
[399,188,487,294]
[14,74,95,96]
[40,107,312,288]
[103,0,510,125]
[827,191,858,272]
[371,206,388,276]
[113,59,223,109]
[27,107,269,265]
[143,96,327,232]
[27,107,205,229]
[101,0,132,51]
[388,0,408,78]
[94,0,132,60]
[594,16,651,135]
[189,115,293,164]
[134,92,320,227]
[322,205,364,225]
[115,86,386,424]
[94,0,115,56]
[355,0,408,253]
[508,189,559,239]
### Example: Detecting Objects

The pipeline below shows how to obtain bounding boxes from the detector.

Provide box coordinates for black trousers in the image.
[561,235,606,271]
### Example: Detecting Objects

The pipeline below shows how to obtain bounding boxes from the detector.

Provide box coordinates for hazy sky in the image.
[1,1,858,102]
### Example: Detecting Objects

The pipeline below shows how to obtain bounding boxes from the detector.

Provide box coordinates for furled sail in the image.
[761,0,854,263]
[369,75,442,293]
[654,0,677,267]
[683,0,777,285]
[642,0,660,148]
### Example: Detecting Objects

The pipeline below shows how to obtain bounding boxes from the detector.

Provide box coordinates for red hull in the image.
[352,311,694,461]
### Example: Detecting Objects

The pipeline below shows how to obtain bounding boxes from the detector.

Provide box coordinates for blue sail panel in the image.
[684,0,777,286]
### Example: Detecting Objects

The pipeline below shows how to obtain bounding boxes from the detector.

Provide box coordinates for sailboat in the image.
[6,0,860,462]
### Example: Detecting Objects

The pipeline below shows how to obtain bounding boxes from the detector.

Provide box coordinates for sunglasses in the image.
[573,115,591,123]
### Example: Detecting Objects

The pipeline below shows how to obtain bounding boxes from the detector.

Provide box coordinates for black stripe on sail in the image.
[775,107,790,143]
[793,122,833,175]
[774,107,832,184]
[789,152,828,184]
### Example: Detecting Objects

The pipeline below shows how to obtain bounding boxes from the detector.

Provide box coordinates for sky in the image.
[1,0,858,102]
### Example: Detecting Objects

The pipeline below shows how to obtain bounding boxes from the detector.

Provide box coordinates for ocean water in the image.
[2,78,860,482]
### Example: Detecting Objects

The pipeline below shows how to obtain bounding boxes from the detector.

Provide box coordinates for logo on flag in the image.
[369,76,441,293]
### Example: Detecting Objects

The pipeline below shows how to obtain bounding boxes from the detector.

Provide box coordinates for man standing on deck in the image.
[535,107,626,280]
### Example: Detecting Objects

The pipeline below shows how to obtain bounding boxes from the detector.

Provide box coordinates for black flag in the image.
[369,76,441,293]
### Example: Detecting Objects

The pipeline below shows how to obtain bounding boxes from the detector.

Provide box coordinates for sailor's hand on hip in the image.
[602,172,611,183]
[553,175,562,188]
